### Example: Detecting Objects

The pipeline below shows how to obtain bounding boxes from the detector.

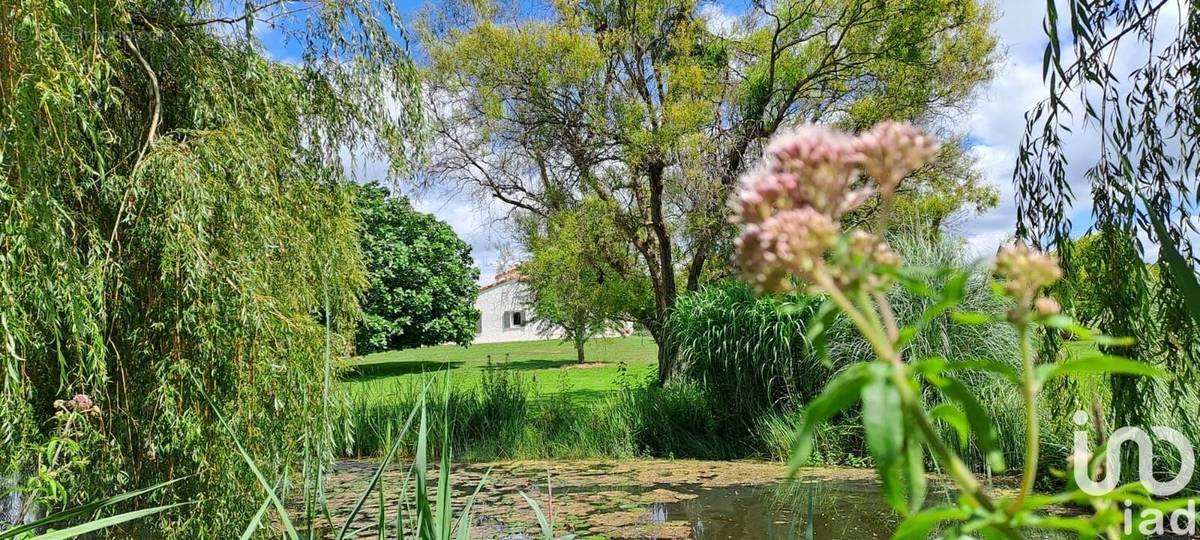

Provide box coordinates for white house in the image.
[473,270,561,343]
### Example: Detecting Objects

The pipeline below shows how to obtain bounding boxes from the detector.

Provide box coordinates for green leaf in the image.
[23,502,195,540]
[789,363,873,473]
[239,494,273,540]
[930,403,970,451]
[0,476,188,540]
[942,271,968,303]
[1038,354,1169,384]
[519,491,555,540]
[943,359,1021,387]
[1040,314,1136,346]
[454,468,493,540]
[899,272,968,349]
[861,364,905,513]
[891,506,969,540]
[905,434,927,516]
[805,297,838,364]
[951,311,993,326]
[930,375,1005,472]
[1142,196,1200,326]
[894,267,937,297]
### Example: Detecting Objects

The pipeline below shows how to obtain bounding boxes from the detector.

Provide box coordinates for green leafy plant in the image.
[351,182,480,354]
[1,0,423,536]
[732,122,1182,538]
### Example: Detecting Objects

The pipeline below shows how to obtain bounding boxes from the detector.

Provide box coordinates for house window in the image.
[510,310,524,327]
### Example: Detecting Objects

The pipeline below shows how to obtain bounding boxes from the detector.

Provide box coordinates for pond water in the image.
[320,459,922,539]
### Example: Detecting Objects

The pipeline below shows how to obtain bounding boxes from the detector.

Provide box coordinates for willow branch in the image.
[122,34,159,177]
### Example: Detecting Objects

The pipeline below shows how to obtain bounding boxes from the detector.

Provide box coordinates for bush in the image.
[664,233,1080,471]
[336,369,754,461]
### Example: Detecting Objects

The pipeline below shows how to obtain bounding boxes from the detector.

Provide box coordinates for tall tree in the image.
[520,198,650,363]
[1015,0,1200,431]
[420,0,998,383]
[352,183,479,354]
[1,0,420,535]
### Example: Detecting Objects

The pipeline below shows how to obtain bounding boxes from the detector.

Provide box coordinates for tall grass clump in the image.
[335,368,642,461]
[6,383,572,540]
[2,1,422,536]
[613,378,753,458]
[666,282,827,447]
[337,365,763,461]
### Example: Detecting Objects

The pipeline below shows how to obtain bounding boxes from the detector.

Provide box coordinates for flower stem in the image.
[1009,323,1039,515]
[817,277,1003,515]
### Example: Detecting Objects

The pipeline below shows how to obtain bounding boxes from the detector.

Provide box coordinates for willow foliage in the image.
[1,0,421,536]
[1015,1,1200,430]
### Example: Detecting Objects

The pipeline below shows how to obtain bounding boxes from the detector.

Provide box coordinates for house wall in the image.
[473,280,560,343]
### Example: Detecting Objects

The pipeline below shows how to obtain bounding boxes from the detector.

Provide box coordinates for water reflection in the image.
[611,480,900,539]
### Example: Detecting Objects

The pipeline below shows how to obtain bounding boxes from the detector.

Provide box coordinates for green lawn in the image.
[341,336,659,404]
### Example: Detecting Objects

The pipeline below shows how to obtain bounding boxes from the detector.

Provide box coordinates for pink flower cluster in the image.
[733,122,937,292]
[54,393,99,416]
[855,122,941,195]
[992,242,1063,306]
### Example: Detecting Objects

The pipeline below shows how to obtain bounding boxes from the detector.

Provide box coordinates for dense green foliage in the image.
[421,0,1000,381]
[1,0,420,536]
[336,369,749,461]
[666,234,1040,469]
[668,283,825,425]
[351,182,479,354]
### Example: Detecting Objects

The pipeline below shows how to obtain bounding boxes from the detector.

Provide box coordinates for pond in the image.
[320,459,921,539]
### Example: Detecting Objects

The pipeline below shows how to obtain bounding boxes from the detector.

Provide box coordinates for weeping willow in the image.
[1015,2,1199,432]
[1,1,421,536]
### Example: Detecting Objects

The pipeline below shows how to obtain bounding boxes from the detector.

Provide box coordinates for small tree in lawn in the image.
[522,201,644,364]
[352,182,480,354]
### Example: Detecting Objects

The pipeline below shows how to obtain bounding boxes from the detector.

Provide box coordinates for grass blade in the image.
[335,381,429,540]
[190,372,300,540]
[0,476,188,539]
[518,491,554,540]
[239,494,273,540]
[454,468,492,540]
[23,502,195,540]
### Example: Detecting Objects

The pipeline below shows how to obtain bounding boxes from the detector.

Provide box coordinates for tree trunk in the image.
[642,319,675,386]
[645,161,679,385]
[575,335,586,364]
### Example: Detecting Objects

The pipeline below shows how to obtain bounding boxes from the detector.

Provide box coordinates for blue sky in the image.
[247,0,1166,284]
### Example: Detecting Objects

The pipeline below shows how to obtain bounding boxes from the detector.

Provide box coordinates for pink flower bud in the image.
[1035,296,1061,317]
[70,393,94,412]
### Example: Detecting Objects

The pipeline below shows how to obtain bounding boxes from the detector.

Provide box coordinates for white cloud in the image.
[699,2,740,37]
[960,0,1191,261]
[406,187,519,286]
